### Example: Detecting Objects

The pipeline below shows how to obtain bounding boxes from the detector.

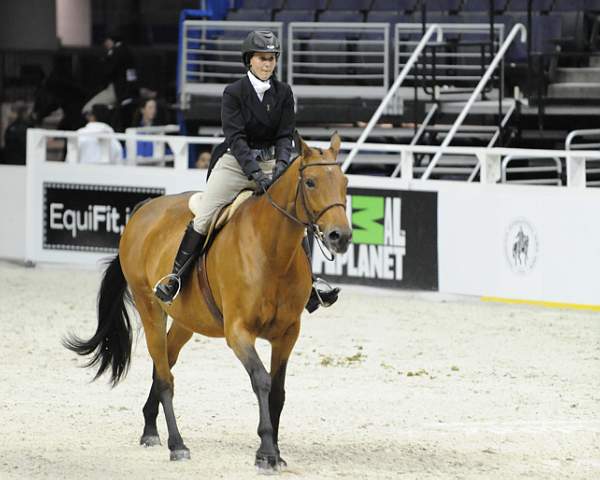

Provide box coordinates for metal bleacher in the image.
[176,0,600,185]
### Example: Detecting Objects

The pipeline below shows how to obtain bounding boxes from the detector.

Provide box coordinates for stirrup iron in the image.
[153,273,182,305]
[313,277,337,307]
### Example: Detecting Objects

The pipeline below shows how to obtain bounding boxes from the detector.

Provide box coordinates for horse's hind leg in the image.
[135,295,191,461]
[140,322,193,448]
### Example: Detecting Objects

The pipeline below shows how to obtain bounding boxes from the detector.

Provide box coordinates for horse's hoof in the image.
[255,453,282,475]
[170,448,191,461]
[140,435,161,447]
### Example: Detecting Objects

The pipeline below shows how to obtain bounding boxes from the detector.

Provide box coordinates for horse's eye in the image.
[305,178,316,189]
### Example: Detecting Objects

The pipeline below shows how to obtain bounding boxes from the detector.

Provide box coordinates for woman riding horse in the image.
[64,123,351,473]
[154,30,339,312]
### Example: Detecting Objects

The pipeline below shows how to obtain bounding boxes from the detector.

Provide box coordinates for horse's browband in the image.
[299,161,341,171]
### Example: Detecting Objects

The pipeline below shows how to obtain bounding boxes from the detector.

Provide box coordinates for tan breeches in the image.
[188,152,275,234]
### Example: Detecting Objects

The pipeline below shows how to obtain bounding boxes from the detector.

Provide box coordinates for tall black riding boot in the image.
[302,236,340,313]
[154,222,206,304]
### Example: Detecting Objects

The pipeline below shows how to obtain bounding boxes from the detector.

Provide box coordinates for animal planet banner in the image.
[311,188,438,290]
[43,182,164,253]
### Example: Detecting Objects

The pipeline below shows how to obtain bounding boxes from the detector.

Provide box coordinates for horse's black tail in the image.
[63,254,133,387]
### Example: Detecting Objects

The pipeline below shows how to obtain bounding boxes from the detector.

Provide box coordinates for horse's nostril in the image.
[328,230,341,242]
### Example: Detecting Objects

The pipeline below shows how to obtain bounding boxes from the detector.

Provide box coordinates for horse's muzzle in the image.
[324,227,352,254]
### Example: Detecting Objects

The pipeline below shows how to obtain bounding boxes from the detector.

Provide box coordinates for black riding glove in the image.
[250,170,271,195]
[272,160,288,181]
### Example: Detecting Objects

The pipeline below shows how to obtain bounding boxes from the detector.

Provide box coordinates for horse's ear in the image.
[330,131,341,155]
[294,130,312,158]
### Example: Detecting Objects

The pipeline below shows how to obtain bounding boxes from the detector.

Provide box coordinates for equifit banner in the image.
[312,188,438,290]
[43,182,164,252]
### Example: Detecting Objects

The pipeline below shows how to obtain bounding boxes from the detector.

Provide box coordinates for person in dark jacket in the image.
[3,101,30,165]
[154,30,339,312]
[81,31,139,125]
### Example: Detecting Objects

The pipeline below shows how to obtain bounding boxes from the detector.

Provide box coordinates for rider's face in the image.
[250,53,276,81]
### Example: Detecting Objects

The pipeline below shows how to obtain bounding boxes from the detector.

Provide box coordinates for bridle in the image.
[263,157,347,259]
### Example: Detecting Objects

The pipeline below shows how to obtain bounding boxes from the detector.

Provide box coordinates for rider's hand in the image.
[250,170,272,195]
[272,160,288,182]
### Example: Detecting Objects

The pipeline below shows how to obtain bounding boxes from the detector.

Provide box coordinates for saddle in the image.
[187,190,254,324]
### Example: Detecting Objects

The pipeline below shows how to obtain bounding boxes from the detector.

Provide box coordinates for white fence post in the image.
[478,152,501,184]
[400,150,414,180]
[567,155,586,188]
[167,138,189,170]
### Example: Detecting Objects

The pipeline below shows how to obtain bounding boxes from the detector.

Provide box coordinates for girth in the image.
[196,253,224,326]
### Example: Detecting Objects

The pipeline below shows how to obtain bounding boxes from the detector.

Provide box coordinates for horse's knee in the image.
[153,375,174,397]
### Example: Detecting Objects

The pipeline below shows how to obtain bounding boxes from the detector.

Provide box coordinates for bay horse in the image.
[64,133,351,473]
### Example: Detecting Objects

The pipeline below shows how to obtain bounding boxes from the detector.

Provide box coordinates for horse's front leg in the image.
[269,321,300,469]
[227,324,280,473]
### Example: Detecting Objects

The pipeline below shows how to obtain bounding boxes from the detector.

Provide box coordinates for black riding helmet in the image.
[241,30,281,67]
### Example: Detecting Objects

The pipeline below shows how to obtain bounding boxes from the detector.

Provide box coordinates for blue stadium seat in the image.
[370,0,420,11]
[551,0,584,11]
[507,14,561,61]
[319,10,365,22]
[226,9,272,21]
[240,0,284,8]
[422,0,461,13]
[327,0,371,10]
[461,0,506,12]
[274,9,315,22]
[585,0,600,11]
[284,0,327,10]
[366,10,409,24]
[507,0,553,12]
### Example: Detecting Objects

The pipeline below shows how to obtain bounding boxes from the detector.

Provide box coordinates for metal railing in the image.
[341,24,443,171]
[29,128,600,188]
[422,23,527,180]
[178,20,283,107]
[501,155,562,186]
[394,23,504,92]
[287,22,389,99]
[565,129,600,187]
[467,99,518,182]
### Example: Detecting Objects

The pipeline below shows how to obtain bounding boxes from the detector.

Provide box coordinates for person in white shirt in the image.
[66,104,123,164]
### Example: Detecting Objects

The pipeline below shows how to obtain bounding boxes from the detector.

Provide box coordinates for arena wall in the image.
[3,129,599,309]
[0,165,26,260]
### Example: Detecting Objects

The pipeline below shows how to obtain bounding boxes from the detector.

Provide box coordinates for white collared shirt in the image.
[66,122,124,165]
[247,71,271,102]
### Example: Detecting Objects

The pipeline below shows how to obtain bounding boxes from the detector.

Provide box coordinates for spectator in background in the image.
[134,97,157,157]
[195,151,211,169]
[3,101,30,165]
[66,104,123,164]
[81,31,139,130]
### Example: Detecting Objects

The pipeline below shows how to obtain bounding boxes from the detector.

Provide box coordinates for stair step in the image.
[437,99,515,115]
[547,83,600,98]
[589,55,600,68]
[424,124,498,132]
[414,166,473,175]
[555,67,600,83]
